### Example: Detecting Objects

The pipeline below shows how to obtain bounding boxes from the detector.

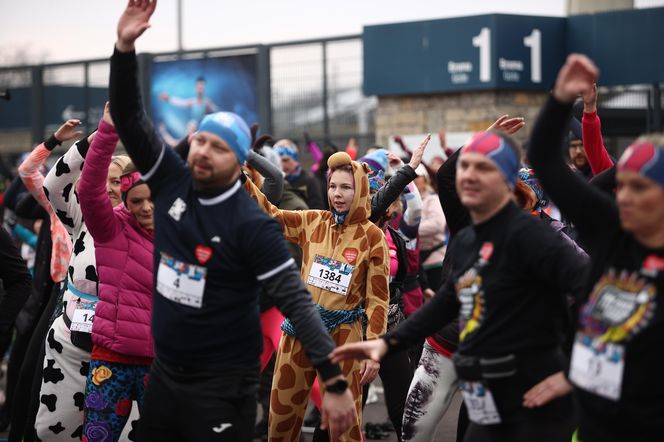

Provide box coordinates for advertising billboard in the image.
[150,55,258,145]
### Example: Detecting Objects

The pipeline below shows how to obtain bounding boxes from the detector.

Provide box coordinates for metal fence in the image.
[0,35,377,161]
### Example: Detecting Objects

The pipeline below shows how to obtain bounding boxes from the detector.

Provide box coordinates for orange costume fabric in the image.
[244,152,389,441]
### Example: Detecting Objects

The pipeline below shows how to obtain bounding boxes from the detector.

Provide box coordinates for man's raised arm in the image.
[110,0,163,175]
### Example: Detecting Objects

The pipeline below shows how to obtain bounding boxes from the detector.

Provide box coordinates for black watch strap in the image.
[325,378,348,394]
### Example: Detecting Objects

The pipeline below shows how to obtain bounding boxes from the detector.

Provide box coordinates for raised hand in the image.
[250,123,273,151]
[408,133,432,169]
[438,128,447,148]
[116,0,158,52]
[54,119,83,142]
[553,54,599,104]
[581,82,598,113]
[487,115,526,135]
[102,102,114,127]
[386,151,403,168]
[394,135,412,156]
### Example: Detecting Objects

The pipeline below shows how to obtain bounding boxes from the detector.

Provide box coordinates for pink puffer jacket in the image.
[78,119,154,358]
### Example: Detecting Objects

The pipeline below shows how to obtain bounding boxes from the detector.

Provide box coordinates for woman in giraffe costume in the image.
[244,151,390,441]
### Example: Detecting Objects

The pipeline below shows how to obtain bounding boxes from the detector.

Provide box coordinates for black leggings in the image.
[462,414,576,442]
[313,349,413,441]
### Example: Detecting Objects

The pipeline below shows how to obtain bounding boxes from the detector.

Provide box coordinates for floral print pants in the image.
[82,359,149,442]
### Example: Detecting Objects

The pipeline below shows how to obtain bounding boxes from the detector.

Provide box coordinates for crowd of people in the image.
[0,1,662,442]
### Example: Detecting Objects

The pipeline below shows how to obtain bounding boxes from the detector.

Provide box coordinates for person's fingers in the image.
[319,405,328,430]
[148,0,158,14]
[136,23,151,36]
[73,131,83,137]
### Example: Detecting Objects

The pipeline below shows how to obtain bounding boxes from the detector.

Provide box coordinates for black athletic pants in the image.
[138,358,259,442]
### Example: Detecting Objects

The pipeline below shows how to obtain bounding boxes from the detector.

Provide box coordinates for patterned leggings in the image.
[82,359,149,442]
[402,342,458,442]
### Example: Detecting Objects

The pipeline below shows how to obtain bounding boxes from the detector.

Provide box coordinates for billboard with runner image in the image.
[150,54,258,146]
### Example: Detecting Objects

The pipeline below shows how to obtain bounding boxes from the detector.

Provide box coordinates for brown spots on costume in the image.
[277,365,296,390]
[368,304,387,335]
[311,222,327,244]
[276,415,297,433]
[243,152,388,442]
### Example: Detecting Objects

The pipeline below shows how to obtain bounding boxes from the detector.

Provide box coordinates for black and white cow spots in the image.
[48,422,65,434]
[47,328,63,354]
[62,183,73,203]
[43,360,65,384]
[80,360,90,377]
[73,231,86,255]
[55,159,71,177]
[85,265,98,283]
[73,391,85,411]
[56,209,75,229]
[40,394,57,412]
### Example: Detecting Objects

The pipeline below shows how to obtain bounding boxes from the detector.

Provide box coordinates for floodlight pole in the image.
[177,0,183,52]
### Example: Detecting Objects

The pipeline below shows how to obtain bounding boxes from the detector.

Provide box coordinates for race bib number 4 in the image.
[569,339,625,401]
[460,381,501,425]
[157,252,207,308]
[70,301,96,333]
[307,255,354,296]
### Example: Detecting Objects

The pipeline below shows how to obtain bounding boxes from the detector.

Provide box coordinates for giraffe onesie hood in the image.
[244,151,390,441]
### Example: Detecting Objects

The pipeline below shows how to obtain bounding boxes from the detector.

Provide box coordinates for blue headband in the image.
[276,145,299,162]
[198,112,251,164]
[461,132,520,188]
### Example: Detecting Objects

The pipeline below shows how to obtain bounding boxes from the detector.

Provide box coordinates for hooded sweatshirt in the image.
[244,152,390,339]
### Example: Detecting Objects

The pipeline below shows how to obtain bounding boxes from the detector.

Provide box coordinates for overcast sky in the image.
[2,0,663,65]
[1,0,571,64]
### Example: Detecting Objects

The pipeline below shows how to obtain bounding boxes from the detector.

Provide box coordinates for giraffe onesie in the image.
[244,152,389,441]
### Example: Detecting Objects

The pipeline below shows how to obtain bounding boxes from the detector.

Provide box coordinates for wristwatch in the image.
[325,378,349,394]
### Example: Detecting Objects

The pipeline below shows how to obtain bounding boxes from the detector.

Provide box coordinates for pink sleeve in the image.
[18,144,72,282]
[78,119,122,244]
[582,111,614,176]
[307,140,323,164]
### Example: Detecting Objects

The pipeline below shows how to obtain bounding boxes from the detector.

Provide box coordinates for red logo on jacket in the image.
[195,245,212,265]
[343,248,358,264]
[479,242,494,262]
[643,254,664,275]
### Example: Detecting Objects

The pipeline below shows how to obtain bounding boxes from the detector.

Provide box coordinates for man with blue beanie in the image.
[110,1,355,441]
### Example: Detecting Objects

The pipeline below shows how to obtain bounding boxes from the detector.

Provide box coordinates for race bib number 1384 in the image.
[307,255,354,296]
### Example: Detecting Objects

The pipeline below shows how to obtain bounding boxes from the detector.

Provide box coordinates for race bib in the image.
[459,381,501,425]
[70,300,96,333]
[307,255,354,296]
[157,253,207,308]
[569,339,625,401]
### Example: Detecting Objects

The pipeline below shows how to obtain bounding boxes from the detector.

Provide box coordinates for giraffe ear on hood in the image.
[328,151,352,169]
[361,162,371,173]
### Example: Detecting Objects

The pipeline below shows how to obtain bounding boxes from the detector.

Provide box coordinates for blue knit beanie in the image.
[198,112,251,164]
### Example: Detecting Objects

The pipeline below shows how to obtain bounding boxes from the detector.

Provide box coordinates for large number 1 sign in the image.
[472,28,491,83]
[472,27,543,84]
[523,29,542,83]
